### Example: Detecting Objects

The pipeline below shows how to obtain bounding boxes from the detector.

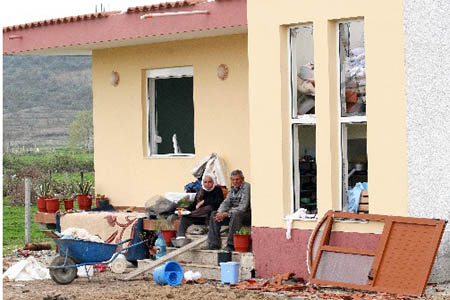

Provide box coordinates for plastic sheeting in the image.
[3,257,50,281]
[347,182,368,213]
[190,153,228,187]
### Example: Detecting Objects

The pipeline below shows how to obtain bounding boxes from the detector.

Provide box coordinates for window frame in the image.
[145,66,195,158]
[336,19,368,210]
[288,23,317,217]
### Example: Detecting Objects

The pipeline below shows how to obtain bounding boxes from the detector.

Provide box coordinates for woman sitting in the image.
[176,174,224,238]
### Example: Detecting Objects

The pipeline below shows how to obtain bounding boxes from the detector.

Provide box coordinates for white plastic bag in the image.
[3,257,50,281]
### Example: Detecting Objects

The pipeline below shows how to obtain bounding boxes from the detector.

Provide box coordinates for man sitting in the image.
[203,169,251,251]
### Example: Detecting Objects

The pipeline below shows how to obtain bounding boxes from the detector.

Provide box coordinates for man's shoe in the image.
[222,245,234,252]
[200,245,220,250]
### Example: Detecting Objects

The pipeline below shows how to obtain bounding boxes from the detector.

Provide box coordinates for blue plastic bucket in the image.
[220,261,240,284]
[153,261,184,286]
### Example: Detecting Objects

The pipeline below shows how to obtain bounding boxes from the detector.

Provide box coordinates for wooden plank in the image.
[369,219,393,286]
[307,211,330,272]
[34,212,57,224]
[123,227,228,280]
[309,212,333,279]
[417,220,446,295]
[321,245,376,256]
[114,206,145,212]
[143,219,157,231]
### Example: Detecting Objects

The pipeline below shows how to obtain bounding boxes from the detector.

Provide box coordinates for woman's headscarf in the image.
[202,173,217,192]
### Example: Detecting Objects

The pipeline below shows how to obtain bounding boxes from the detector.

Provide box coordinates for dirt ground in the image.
[3,251,450,300]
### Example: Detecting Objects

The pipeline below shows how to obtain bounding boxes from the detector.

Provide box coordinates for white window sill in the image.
[145,154,195,159]
[284,217,318,222]
[334,218,369,224]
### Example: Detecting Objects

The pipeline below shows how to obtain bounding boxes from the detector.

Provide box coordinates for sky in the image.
[1,0,168,27]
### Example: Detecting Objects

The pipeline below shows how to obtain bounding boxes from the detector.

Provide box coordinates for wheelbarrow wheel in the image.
[49,256,77,285]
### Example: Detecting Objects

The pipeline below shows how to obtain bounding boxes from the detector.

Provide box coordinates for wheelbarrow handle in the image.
[104,239,148,265]
[116,238,133,246]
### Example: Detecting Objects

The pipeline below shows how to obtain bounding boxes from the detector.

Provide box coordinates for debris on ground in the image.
[231,272,448,299]
[3,256,50,281]
[23,242,52,251]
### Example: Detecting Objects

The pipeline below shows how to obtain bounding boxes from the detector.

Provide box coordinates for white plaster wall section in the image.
[403,0,450,283]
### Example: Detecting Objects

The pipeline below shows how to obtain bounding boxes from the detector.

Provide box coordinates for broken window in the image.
[338,20,368,212]
[339,20,366,117]
[341,123,368,211]
[292,125,317,214]
[146,67,195,156]
[290,24,315,118]
[289,24,317,217]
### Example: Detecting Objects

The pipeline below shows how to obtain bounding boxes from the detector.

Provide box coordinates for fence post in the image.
[25,177,32,244]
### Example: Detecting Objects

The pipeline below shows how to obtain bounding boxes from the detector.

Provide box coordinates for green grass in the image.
[3,197,52,254]
[52,172,95,184]
[3,149,94,175]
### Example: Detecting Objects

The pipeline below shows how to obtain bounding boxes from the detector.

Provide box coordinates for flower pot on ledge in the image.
[36,197,47,213]
[77,194,92,210]
[46,198,60,213]
[64,199,74,210]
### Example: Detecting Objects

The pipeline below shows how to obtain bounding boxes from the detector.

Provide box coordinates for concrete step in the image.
[170,234,229,248]
[167,247,253,267]
[136,260,252,281]
[137,250,254,281]
[179,262,252,281]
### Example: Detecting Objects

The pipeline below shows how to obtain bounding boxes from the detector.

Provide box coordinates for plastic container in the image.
[220,261,240,284]
[153,261,184,286]
[155,233,167,259]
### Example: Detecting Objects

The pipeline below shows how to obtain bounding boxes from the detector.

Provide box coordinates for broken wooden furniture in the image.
[308,210,447,296]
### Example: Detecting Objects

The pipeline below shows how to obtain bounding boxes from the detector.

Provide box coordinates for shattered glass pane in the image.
[339,20,366,117]
[290,25,315,117]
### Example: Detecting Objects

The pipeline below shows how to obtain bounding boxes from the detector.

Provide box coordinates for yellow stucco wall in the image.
[92,34,250,207]
[247,0,408,231]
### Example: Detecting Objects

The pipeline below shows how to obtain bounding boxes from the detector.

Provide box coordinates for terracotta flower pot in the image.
[36,197,47,213]
[233,234,250,252]
[77,194,92,210]
[160,230,177,246]
[46,198,60,213]
[64,199,74,210]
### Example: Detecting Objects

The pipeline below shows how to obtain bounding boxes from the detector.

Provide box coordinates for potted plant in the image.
[95,194,110,208]
[45,197,60,214]
[76,181,93,210]
[35,179,51,213]
[233,226,251,252]
[155,219,177,246]
[61,180,75,211]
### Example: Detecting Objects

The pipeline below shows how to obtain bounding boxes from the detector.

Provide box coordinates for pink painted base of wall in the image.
[252,226,380,279]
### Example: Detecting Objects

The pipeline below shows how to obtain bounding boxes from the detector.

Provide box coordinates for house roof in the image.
[3,0,247,55]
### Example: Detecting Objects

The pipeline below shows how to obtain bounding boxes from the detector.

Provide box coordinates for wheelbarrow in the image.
[47,234,147,285]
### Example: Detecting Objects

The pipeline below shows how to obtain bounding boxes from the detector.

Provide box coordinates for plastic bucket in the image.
[220,261,239,284]
[153,261,184,286]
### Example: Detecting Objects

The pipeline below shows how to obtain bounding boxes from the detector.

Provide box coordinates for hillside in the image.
[3,55,92,151]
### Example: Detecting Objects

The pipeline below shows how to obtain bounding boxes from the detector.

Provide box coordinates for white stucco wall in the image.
[404,0,450,282]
